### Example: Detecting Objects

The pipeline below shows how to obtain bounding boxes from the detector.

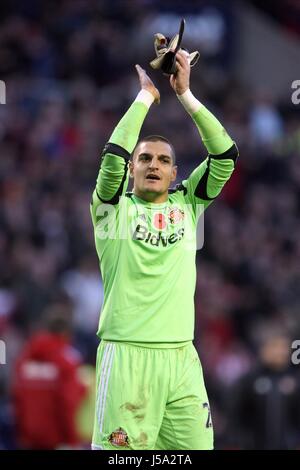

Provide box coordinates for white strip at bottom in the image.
[91,443,104,450]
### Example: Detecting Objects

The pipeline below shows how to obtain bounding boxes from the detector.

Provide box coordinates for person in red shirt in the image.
[12,302,87,449]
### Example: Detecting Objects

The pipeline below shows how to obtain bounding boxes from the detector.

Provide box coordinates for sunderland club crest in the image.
[168,207,185,225]
[108,427,129,447]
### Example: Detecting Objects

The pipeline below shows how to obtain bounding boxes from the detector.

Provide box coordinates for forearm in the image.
[180,89,238,204]
[109,90,154,153]
[95,90,154,202]
[177,89,234,155]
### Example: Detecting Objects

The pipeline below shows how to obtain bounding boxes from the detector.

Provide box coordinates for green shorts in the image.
[92,340,213,450]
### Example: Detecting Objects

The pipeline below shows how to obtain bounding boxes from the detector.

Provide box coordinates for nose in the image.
[149,157,159,169]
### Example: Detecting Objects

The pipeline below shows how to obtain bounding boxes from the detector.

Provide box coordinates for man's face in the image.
[130,141,177,202]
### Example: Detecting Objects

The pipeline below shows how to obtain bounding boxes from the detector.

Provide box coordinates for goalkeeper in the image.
[90,50,238,450]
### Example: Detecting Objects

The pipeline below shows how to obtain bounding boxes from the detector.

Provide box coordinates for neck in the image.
[133,189,168,204]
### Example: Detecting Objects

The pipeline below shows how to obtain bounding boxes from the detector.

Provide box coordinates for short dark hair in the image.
[133,135,176,164]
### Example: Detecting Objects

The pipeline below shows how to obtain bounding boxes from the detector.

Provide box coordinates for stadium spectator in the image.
[226,325,300,449]
[11,301,87,449]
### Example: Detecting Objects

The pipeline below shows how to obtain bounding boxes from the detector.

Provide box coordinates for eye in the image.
[140,154,151,161]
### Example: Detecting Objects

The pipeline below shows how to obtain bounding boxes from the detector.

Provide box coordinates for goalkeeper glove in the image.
[149,18,200,75]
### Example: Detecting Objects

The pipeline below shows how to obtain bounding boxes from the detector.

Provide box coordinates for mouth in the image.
[145,174,161,181]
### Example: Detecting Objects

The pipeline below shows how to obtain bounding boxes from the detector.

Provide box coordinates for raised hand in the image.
[135,64,160,104]
[169,50,190,96]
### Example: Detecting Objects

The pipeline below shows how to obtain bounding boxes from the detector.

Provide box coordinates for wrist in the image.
[135,89,155,109]
[176,86,189,96]
[177,88,202,115]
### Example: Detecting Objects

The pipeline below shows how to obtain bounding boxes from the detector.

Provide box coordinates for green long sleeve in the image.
[181,101,238,209]
[94,100,150,204]
[191,105,233,155]
[109,101,150,153]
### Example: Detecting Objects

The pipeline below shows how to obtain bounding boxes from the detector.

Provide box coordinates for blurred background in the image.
[0,0,300,450]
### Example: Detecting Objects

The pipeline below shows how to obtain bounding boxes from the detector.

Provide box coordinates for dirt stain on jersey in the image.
[121,402,142,412]
[137,432,148,446]
[134,414,145,422]
[120,393,147,413]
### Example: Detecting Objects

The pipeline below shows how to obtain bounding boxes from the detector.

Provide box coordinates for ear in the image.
[129,160,134,178]
[170,165,177,182]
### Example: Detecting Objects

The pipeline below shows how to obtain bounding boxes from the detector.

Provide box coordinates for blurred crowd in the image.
[0,0,300,449]
[250,0,300,38]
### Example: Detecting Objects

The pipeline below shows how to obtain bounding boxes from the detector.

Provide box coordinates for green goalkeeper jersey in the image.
[90,97,238,344]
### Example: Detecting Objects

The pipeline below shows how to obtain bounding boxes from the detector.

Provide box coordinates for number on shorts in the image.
[203,402,212,428]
